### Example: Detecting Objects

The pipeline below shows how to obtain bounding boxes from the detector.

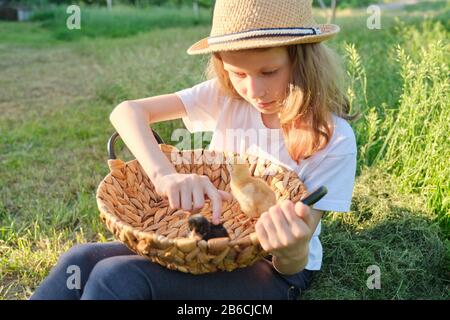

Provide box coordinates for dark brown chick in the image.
[188,214,229,241]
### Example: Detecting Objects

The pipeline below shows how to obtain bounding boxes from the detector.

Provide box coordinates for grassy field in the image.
[0,2,449,299]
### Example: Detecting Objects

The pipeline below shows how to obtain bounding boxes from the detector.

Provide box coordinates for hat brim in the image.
[187,24,340,55]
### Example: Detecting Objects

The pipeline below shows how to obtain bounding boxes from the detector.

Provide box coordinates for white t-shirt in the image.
[175,78,357,270]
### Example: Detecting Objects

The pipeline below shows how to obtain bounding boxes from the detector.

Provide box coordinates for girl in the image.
[31,0,357,300]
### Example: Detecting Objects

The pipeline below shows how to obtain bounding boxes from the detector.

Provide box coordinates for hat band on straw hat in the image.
[207,27,322,45]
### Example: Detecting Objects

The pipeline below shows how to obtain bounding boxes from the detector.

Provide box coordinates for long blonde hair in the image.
[205,43,358,164]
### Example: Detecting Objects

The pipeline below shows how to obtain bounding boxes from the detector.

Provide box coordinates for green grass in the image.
[0,3,449,299]
[304,168,449,299]
[342,18,450,237]
[30,4,211,41]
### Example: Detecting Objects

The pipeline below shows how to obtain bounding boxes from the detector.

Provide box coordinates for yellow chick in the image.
[228,161,277,219]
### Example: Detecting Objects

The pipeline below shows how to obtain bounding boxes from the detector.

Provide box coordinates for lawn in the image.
[0,2,449,299]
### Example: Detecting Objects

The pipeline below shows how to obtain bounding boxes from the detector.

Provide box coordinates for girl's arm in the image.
[109,95,231,223]
[109,94,187,186]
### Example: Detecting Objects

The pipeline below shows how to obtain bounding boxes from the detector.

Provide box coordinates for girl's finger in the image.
[180,185,192,211]
[168,188,180,209]
[192,185,205,211]
[295,202,314,229]
[261,213,279,249]
[255,219,270,252]
[285,208,309,240]
[269,204,292,246]
[218,190,232,202]
[203,184,222,225]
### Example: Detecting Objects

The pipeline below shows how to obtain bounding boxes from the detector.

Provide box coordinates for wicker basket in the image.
[96,131,308,274]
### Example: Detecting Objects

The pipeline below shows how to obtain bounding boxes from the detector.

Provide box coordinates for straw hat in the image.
[187,0,340,55]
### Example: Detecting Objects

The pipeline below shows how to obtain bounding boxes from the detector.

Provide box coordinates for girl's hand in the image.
[255,200,315,262]
[154,173,232,224]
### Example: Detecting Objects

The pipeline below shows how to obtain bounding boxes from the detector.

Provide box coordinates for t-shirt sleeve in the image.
[175,78,223,133]
[303,152,357,212]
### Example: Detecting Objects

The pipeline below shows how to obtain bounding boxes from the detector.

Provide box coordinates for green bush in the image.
[346,19,450,237]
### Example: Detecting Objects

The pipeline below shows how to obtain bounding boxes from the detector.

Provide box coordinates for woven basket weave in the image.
[96,131,308,274]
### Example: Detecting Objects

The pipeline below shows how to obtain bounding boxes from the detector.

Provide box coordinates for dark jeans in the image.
[30,242,314,300]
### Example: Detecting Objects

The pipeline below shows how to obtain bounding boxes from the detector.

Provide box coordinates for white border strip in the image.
[207,27,321,45]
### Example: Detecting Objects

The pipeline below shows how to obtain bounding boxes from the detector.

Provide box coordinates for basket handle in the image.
[107,129,165,160]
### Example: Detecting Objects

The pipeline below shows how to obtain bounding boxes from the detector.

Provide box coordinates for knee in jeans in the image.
[59,243,100,267]
[82,256,151,299]
[90,256,127,279]
[88,256,144,283]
